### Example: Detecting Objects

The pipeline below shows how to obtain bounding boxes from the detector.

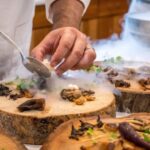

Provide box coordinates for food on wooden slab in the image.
[60,84,95,105]
[0,131,27,150]
[90,59,150,113]
[0,78,115,145]
[41,113,150,150]
[17,98,45,112]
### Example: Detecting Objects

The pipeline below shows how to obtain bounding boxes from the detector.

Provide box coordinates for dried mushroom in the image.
[138,78,150,90]
[60,86,96,105]
[61,89,82,102]
[69,116,104,141]
[9,93,23,100]
[96,115,103,128]
[115,80,130,88]
[81,89,95,96]
[17,98,45,112]
[20,89,33,98]
[69,125,84,140]
[0,84,11,96]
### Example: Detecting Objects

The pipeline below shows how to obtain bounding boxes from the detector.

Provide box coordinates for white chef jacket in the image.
[0,0,90,80]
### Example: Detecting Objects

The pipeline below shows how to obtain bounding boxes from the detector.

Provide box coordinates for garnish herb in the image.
[144,129,150,134]
[86,65,102,73]
[104,56,123,64]
[17,79,36,90]
[110,132,118,140]
[143,133,150,143]
[86,128,94,136]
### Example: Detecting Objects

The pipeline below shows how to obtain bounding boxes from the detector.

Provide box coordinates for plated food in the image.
[88,58,150,113]
[60,84,96,105]
[0,76,115,145]
[41,113,150,150]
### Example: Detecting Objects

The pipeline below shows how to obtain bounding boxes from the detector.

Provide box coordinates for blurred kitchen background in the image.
[31,0,130,49]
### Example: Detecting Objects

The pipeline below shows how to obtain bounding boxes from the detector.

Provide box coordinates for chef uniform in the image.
[0,0,90,80]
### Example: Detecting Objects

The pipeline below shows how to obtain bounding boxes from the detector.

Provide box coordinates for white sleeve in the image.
[45,0,91,23]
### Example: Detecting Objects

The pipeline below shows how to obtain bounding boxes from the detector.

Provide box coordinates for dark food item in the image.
[61,89,82,102]
[79,120,94,131]
[69,125,84,140]
[60,87,95,105]
[17,98,45,112]
[69,116,104,141]
[103,66,112,72]
[139,78,150,90]
[115,80,130,88]
[0,84,11,96]
[96,115,103,128]
[80,146,86,150]
[104,123,118,132]
[9,93,23,100]
[20,89,33,98]
[80,89,95,96]
[9,89,33,100]
[119,122,150,150]
[107,70,118,78]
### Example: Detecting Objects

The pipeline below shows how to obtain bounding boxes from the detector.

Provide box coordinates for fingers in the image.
[56,37,86,75]
[31,29,62,61]
[72,46,96,70]
[50,30,76,67]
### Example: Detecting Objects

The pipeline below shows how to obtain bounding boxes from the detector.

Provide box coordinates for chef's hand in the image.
[32,27,96,75]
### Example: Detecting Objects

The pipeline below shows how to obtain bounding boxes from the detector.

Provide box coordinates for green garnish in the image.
[116,56,122,62]
[104,56,123,64]
[110,132,118,140]
[144,129,150,134]
[17,79,36,90]
[143,133,150,142]
[86,65,102,73]
[86,128,94,136]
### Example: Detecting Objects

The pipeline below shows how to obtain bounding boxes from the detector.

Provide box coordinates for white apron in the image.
[0,0,35,80]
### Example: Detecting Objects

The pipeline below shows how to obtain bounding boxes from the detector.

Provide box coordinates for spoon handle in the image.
[0,31,25,62]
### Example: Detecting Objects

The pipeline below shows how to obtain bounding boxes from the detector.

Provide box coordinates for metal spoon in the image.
[0,31,51,78]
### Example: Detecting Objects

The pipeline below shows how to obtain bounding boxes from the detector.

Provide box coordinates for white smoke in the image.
[93,0,150,63]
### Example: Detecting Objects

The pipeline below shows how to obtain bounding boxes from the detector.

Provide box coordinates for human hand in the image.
[32,27,96,75]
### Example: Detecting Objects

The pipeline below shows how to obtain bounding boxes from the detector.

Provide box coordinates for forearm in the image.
[51,0,84,29]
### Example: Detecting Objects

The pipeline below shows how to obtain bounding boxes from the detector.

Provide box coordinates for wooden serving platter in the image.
[0,131,26,150]
[93,60,150,113]
[0,77,115,145]
[41,113,150,150]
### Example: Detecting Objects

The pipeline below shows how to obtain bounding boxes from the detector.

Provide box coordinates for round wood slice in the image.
[0,86,115,145]
[115,80,150,113]
[0,131,26,150]
[94,61,150,113]
[41,113,150,150]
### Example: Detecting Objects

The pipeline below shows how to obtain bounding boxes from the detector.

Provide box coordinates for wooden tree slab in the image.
[41,113,150,150]
[0,131,26,150]
[115,80,150,113]
[0,86,115,145]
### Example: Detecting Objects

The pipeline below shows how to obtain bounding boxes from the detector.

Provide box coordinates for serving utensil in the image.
[0,31,51,78]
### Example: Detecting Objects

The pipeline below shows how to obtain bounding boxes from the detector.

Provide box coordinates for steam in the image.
[93,0,150,63]
[46,71,113,93]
